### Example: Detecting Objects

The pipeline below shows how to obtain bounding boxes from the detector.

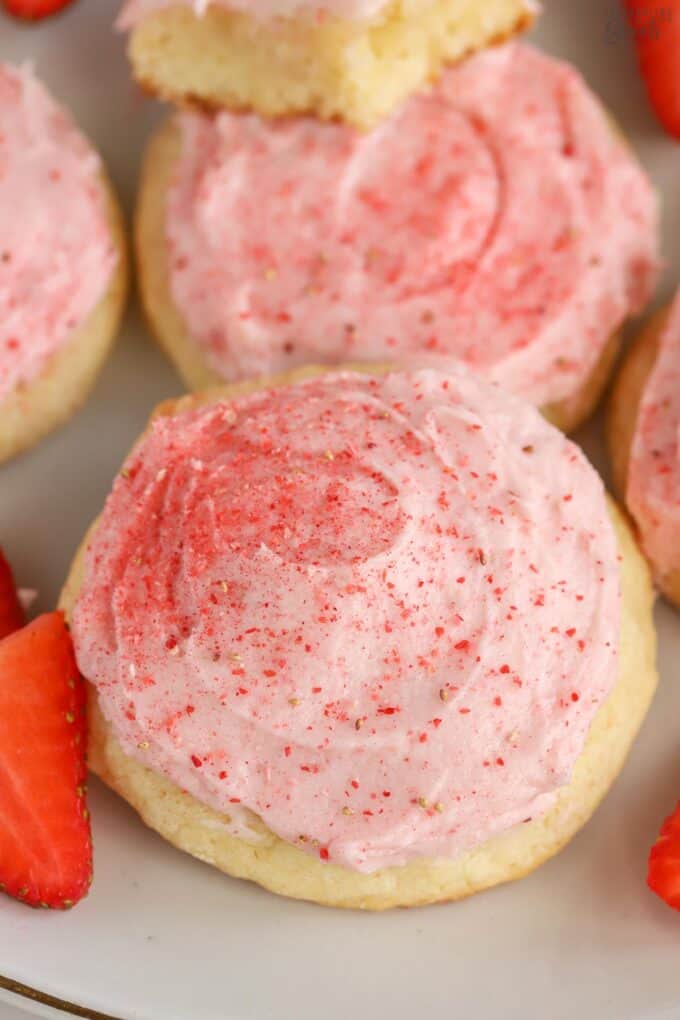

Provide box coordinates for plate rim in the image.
[0,975,123,1020]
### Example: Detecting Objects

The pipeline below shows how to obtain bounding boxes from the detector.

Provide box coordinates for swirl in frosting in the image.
[627,292,680,578]
[72,366,620,872]
[158,43,658,409]
[0,65,117,404]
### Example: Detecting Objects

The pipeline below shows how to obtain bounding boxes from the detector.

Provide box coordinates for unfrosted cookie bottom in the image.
[127,0,535,129]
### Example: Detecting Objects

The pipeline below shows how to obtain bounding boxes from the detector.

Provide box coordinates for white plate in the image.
[1,2,679,1018]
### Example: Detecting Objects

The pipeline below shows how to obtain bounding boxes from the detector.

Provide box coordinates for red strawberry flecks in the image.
[648,801,680,912]
[1,0,76,20]
[624,0,680,138]
[0,548,24,641]
[0,611,92,909]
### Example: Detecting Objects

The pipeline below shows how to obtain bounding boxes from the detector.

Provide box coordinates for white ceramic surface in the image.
[0,2,679,1018]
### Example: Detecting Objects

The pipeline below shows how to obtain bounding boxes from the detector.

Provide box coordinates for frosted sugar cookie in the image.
[62,363,657,909]
[136,45,658,433]
[608,293,680,609]
[0,65,127,463]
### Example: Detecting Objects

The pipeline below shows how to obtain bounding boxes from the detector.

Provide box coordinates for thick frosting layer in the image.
[628,293,680,576]
[161,43,657,409]
[72,366,620,873]
[0,65,117,404]
[118,0,430,29]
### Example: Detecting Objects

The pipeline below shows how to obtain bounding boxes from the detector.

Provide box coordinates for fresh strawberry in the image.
[624,1,680,138]
[0,612,92,909]
[0,548,24,641]
[648,801,680,911]
[1,0,76,20]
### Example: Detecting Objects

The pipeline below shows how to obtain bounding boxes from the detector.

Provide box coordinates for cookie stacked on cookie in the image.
[126,4,659,434]
[119,0,539,128]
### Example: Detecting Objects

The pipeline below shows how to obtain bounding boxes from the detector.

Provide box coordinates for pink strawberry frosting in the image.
[0,65,117,405]
[72,365,620,872]
[118,0,511,29]
[159,43,657,409]
[627,293,680,579]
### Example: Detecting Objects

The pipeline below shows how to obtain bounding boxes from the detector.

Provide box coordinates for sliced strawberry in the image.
[0,612,92,909]
[648,801,680,911]
[0,548,24,641]
[624,1,680,138]
[1,0,76,19]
